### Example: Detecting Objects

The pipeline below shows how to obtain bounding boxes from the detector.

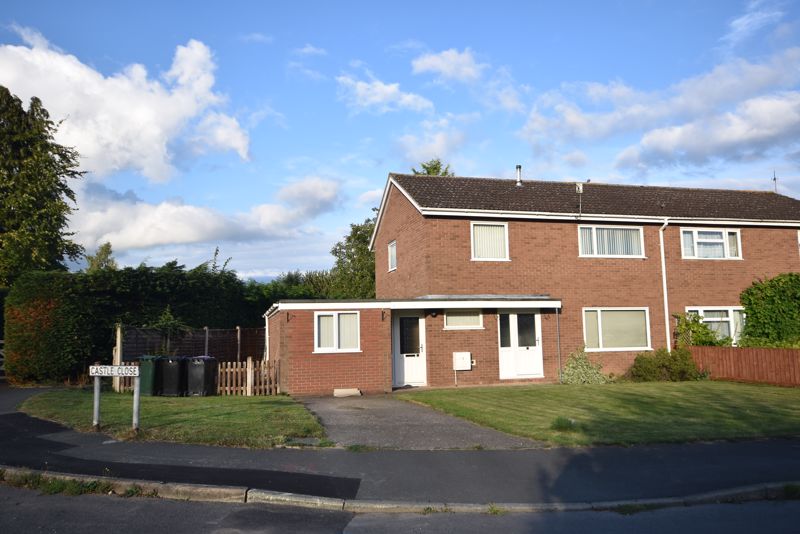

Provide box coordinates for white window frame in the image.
[578,225,646,258]
[388,240,397,272]
[313,311,361,353]
[470,221,510,261]
[582,307,652,352]
[680,228,742,260]
[443,309,484,330]
[685,306,745,344]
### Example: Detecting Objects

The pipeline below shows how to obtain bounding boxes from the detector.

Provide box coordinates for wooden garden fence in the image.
[117,357,279,395]
[690,346,800,387]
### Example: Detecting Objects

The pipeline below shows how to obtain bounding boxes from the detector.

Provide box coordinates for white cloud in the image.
[563,150,588,167]
[192,112,249,159]
[293,43,327,56]
[336,74,433,113]
[720,0,784,50]
[240,32,274,44]
[397,116,466,163]
[72,177,342,251]
[483,67,525,113]
[524,48,800,144]
[412,48,487,82]
[287,61,327,81]
[616,91,800,170]
[357,188,383,207]
[0,27,248,182]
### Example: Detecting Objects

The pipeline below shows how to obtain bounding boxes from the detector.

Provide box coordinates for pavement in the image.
[1,384,800,510]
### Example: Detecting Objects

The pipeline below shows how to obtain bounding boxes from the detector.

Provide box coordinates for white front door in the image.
[393,312,427,387]
[498,310,544,379]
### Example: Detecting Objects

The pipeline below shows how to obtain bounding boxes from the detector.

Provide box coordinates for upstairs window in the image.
[471,222,509,261]
[315,312,360,353]
[579,226,644,257]
[681,228,741,259]
[388,241,397,271]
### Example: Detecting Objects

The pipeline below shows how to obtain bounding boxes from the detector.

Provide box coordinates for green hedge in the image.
[4,273,91,382]
[4,264,265,383]
[0,286,8,339]
[740,273,800,345]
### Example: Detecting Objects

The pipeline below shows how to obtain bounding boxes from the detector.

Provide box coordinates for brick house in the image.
[266,171,800,395]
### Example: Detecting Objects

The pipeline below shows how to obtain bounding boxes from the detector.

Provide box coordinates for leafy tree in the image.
[411,158,454,177]
[328,217,376,298]
[85,242,118,273]
[0,86,84,286]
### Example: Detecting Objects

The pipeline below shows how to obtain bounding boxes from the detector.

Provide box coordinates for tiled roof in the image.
[391,173,800,221]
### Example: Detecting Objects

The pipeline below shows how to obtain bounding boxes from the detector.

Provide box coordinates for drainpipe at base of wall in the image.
[659,218,672,352]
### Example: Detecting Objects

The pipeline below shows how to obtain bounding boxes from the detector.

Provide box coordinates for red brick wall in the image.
[422,309,562,387]
[269,308,393,396]
[375,185,432,298]
[376,204,800,375]
[665,226,800,324]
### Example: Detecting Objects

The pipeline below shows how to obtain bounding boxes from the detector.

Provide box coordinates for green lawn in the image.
[399,382,800,446]
[20,390,324,448]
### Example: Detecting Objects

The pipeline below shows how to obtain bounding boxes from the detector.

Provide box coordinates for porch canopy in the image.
[265,294,561,317]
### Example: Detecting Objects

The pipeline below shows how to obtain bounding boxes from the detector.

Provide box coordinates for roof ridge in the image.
[390,173,793,197]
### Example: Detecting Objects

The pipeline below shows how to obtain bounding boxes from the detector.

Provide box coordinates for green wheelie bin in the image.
[137,355,162,396]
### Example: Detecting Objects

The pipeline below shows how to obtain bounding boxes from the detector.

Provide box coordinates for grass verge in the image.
[20,389,324,448]
[399,381,800,446]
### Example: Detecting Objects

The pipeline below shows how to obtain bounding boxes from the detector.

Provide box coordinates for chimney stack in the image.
[515,164,522,187]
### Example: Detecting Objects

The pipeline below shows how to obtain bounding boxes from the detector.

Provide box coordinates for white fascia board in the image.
[419,207,800,227]
[368,177,426,251]
[270,299,562,312]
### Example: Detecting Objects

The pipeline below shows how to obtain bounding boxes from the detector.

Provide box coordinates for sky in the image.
[2,0,800,279]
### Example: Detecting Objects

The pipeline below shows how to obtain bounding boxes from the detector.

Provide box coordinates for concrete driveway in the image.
[302,394,540,450]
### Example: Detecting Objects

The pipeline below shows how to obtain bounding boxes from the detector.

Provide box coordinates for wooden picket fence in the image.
[218,358,279,396]
[116,358,278,396]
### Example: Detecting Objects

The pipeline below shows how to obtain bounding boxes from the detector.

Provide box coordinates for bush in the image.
[629,347,705,382]
[562,348,609,384]
[740,273,800,345]
[673,313,730,347]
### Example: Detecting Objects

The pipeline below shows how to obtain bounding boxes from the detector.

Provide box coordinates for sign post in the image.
[89,364,141,433]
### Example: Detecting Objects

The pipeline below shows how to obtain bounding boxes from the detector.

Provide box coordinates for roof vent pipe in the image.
[515,164,522,187]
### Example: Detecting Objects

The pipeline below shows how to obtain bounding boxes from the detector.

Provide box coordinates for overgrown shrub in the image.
[673,313,730,347]
[629,347,705,382]
[562,348,609,384]
[740,273,800,345]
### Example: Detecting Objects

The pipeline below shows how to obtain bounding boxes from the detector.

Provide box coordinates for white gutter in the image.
[659,218,671,351]
[417,207,800,227]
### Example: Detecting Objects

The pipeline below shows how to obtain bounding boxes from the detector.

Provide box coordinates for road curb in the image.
[0,465,248,503]
[1,464,797,513]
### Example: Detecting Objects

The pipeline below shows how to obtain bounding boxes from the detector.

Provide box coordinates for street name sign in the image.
[89,365,139,377]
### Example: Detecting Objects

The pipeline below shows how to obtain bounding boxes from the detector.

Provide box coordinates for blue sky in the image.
[2,1,799,278]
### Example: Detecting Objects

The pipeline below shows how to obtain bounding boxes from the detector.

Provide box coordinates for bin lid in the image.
[190,355,215,360]
[138,355,163,361]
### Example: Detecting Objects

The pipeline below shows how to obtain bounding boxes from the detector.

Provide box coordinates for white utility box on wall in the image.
[453,351,472,371]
